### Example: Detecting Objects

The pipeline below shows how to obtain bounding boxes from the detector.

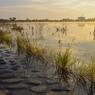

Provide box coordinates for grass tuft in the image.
[16,35,26,55]
[55,45,71,69]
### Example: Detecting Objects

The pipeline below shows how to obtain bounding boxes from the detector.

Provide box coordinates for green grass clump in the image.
[25,42,47,61]
[55,46,71,69]
[0,29,13,48]
[25,42,35,57]
[12,24,23,32]
[4,35,13,48]
[15,34,47,62]
[0,30,5,41]
[88,57,95,81]
[35,46,47,61]
[16,35,26,55]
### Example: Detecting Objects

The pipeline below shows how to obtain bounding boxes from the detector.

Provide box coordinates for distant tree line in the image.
[1,17,95,22]
[86,18,95,21]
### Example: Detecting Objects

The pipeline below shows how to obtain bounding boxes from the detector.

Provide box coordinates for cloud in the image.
[0,0,95,19]
[46,0,95,9]
[27,0,46,3]
[3,5,47,11]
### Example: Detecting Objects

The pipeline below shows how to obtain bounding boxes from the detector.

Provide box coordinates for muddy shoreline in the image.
[0,45,70,95]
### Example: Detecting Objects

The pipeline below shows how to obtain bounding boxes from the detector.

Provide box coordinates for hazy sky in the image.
[0,0,95,20]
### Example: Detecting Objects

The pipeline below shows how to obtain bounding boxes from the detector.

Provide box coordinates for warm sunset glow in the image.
[0,0,95,20]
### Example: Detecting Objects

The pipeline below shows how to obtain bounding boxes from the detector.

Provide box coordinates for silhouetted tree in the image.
[9,17,16,21]
[13,17,16,21]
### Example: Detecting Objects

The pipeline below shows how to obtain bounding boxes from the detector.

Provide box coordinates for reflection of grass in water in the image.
[54,42,95,95]
[73,55,95,82]
[1,23,95,94]
[87,57,95,95]
[54,52,95,95]
[55,66,72,84]
[15,34,47,62]
[15,33,95,86]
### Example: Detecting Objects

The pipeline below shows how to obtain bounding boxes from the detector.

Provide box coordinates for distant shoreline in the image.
[0,20,95,23]
[1,20,95,23]
[1,21,95,24]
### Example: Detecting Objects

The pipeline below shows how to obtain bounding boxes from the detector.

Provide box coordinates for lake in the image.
[0,22,95,95]
[9,22,95,57]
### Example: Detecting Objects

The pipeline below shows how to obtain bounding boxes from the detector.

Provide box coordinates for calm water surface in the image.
[1,22,95,57]
[1,22,95,95]
[15,22,95,57]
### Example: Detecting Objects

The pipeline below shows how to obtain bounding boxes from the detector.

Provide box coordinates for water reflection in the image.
[61,26,67,36]
[93,27,95,40]
[90,27,95,40]
[52,26,67,36]
[54,66,71,84]
[54,66,95,95]
[78,24,85,27]
[1,22,95,95]
[0,22,95,56]
[57,40,62,47]
[34,22,44,40]
[31,26,34,36]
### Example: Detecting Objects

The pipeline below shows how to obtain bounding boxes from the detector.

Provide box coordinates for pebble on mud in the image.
[30,86,47,93]
[51,86,70,92]
[11,90,36,95]
[11,65,21,70]
[7,84,28,89]
[1,78,23,84]
[0,74,17,78]
[46,80,59,85]
[28,79,42,85]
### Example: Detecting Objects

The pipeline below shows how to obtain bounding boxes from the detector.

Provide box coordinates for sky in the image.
[0,0,95,20]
